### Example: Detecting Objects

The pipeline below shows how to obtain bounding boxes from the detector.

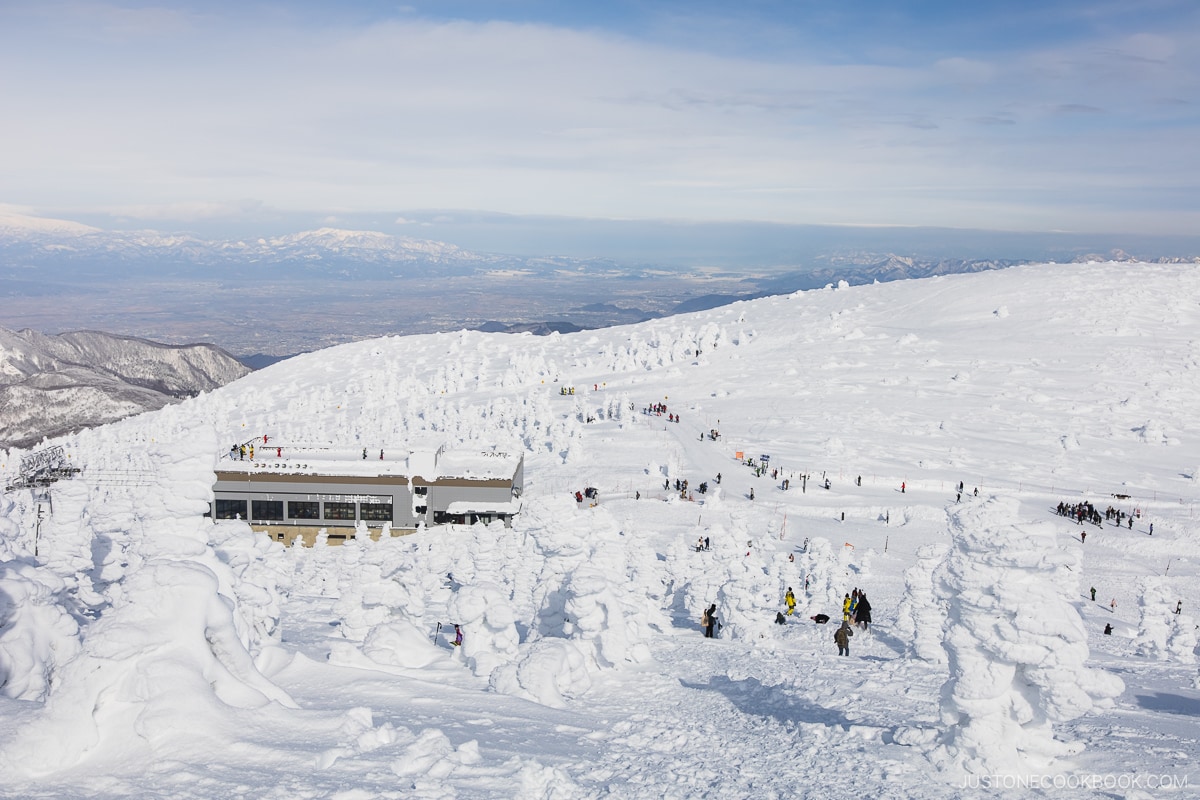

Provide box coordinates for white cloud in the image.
[0,7,1197,234]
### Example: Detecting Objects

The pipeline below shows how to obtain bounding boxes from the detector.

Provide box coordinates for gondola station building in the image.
[211,443,523,545]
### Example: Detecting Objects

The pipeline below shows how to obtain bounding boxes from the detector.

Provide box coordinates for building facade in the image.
[211,445,523,543]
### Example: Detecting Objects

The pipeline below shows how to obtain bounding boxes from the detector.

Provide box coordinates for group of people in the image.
[1056,499,1142,531]
[574,487,599,505]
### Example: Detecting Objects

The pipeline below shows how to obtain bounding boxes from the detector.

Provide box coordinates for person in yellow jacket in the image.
[785,588,796,616]
[842,593,852,621]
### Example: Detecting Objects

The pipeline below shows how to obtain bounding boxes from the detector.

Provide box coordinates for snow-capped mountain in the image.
[0,212,576,279]
[0,261,1197,798]
[0,327,249,448]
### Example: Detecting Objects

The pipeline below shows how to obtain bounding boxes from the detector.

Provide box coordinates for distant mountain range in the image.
[0,212,628,281]
[0,327,249,449]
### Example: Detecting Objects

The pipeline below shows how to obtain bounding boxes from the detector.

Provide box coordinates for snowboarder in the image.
[834,620,854,656]
[785,588,796,616]
[703,604,718,638]
[453,624,463,647]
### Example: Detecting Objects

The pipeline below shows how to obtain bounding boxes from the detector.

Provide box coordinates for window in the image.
[215,499,247,520]
[252,500,284,521]
[324,502,356,521]
[414,486,428,496]
[288,501,320,520]
[415,505,427,515]
[360,503,393,522]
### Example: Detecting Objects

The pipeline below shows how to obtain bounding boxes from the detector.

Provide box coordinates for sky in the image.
[1,0,1198,247]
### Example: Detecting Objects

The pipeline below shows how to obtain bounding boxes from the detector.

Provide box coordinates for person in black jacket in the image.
[855,593,873,630]
[704,604,718,638]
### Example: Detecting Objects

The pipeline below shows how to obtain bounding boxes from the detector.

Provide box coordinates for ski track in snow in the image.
[1,261,1199,798]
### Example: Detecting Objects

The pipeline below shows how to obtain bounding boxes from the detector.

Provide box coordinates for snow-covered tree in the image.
[894,544,948,664]
[932,498,1123,775]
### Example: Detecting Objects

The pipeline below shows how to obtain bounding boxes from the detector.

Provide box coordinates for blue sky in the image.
[1,0,1197,246]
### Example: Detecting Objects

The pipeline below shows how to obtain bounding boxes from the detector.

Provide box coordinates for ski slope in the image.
[1,261,1198,798]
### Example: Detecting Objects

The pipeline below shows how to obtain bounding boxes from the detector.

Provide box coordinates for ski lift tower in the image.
[4,445,81,556]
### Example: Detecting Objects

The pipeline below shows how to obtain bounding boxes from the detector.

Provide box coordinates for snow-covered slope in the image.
[0,261,1197,798]
[0,327,250,448]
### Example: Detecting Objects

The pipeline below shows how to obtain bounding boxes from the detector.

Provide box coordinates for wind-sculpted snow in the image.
[0,261,1198,797]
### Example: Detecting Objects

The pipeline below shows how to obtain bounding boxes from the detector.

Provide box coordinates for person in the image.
[704,536,710,550]
[855,592,873,630]
[704,604,718,638]
[1103,623,1113,635]
[775,611,787,625]
[1175,600,1182,615]
[1111,598,1117,612]
[973,487,978,496]
[842,593,852,621]
[785,588,796,616]
[788,552,795,563]
[362,448,367,460]
[453,624,463,647]
[248,444,254,460]
[834,620,854,656]
[230,444,238,460]
[1090,586,1096,601]
[715,472,722,484]
[901,481,906,493]
[380,449,384,460]
[1149,523,1154,535]
[749,488,755,501]
[635,491,640,500]
[1081,531,1086,543]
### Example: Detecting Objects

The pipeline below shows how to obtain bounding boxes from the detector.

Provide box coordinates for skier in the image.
[834,620,854,656]
[785,588,796,616]
[1175,600,1183,615]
